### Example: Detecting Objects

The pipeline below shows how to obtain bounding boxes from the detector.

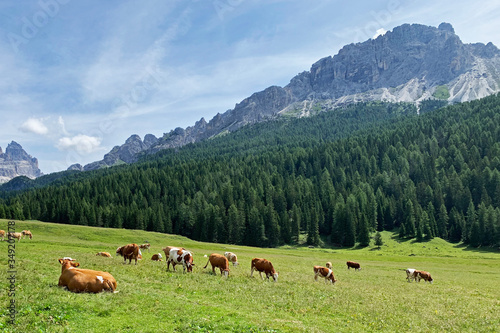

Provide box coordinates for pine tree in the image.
[374,231,383,246]
[358,215,370,247]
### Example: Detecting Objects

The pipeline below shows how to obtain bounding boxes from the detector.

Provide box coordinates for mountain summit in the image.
[0,141,42,183]
[82,23,500,170]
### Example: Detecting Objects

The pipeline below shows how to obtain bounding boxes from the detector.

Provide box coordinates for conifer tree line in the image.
[1,96,500,248]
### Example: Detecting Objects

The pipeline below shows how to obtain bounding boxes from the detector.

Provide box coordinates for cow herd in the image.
[0,229,33,241]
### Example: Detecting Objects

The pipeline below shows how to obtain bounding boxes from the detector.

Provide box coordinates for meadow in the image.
[0,219,499,332]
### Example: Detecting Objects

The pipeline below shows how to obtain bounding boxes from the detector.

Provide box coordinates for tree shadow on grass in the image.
[453,242,500,254]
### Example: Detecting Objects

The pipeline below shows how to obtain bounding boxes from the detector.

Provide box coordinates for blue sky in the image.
[1,0,500,174]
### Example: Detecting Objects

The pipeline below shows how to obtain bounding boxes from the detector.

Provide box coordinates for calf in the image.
[116,243,141,265]
[250,258,278,282]
[204,253,230,277]
[22,230,33,239]
[346,261,361,271]
[7,232,23,242]
[224,252,239,266]
[325,262,333,269]
[414,270,433,283]
[151,253,163,261]
[96,252,112,258]
[313,266,336,284]
[139,243,151,252]
[406,268,416,282]
[167,248,194,273]
[0,230,5,241]
[58,258,117,293]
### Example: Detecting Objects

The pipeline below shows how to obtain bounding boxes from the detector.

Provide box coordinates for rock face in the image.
[0,141,43,183]
[84,23,500,168]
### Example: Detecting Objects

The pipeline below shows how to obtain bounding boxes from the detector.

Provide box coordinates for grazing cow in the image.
[167,248,194,273]
[224,252,239,266]
[96,252,112,258]
[7,232,23,242]
[313,266,336,284]
[0,230,5,241]
[139,243,151,252]
[151,253,163,261]
[204,253,230,277]
[22,230,33,239]
[250,258,278,282]
[58,258,117,293]
[346,261,361,271]
[116,243,141,265]
[406,268,416,282]
[325,262,333,269]
[414,270,433,283]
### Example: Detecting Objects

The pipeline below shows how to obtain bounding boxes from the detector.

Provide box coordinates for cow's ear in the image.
[74,262,80,267]
[58,259,63,264]
[191,263,195,266]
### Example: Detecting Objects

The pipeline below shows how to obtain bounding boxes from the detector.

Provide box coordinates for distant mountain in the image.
[0,141,42,183]
[80,22,500,170]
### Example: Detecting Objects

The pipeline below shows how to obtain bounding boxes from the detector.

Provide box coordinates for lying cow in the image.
[7,232,23,242]
[250,258,278,282]
[224,252,239,266]
[414,270,433,283]
[326,262,333,269]
[346,261,361,271]
[313,266,336,284]
[139,243,151,252]
[151,253,163,261]
[58,258,117,293]
[0,230,5,241]
[22,230,33,239]
[406,268,416,282]
[204,253,230,277]
[96,252,112,258]
[116,243,141,265]
[167,247,194,273]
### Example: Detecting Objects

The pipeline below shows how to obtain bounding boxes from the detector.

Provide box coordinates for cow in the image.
[414,270,433,283]
[313,266,336,284]
[7,232,23,242]
[224,252,239,266]
[96,252,112,258]
[204,253,230,277]
[22,230,33,239]
[325,262,333,269]
[116,243,141,265]
[406,268,416,282]
[166,248,194,273]
[151,253,163,261]
[58,258,117,293]
[346,261,361,270]
[250,258,278,282]
[139,243,151,252]
[0,230,5,241]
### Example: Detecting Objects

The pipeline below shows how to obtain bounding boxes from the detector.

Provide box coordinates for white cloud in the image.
[20,118,49,135]
[373,28,387,39]
[57,135,102,155]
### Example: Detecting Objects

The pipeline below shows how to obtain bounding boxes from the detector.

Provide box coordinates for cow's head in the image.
[116,246,123,256]
[272,272,279,282]
[59,258,80,272]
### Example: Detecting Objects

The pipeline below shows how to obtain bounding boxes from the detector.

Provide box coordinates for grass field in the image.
[0,219,499,332]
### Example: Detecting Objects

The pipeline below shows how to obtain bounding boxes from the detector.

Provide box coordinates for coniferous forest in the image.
[1,95,500,248]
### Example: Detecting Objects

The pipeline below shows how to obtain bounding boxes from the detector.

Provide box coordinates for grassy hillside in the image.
[0,219,499,332]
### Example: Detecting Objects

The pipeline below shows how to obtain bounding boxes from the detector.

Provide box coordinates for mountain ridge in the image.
[0,141,42,184]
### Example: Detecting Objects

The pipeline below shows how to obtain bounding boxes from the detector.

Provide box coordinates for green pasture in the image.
[0,220,499,332]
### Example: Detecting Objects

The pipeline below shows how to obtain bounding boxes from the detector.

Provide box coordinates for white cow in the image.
[224,252,239,266]
[167,248,194,273]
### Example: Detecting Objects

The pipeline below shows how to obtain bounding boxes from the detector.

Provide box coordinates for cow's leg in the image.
[314,273,319,281]
[250,266,255,277]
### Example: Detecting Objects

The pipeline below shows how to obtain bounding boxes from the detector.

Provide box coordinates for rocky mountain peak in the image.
[0,141,42,183]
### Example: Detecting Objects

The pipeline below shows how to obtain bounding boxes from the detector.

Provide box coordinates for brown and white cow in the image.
[325,262,333,269]
[406,268,416,282]
[346,261,361,271]
[139,243,151,252]
[151,253,163,261]
[313,266,336,284]
[414,270,433,283]
[204,253,230,277]
[250,258,278,282]
[224,252,239,266]
[166,247,194,273]
[96,252,112,258]
[0,230,5,241]
[116,243,141,265]
[22,230,33,239]
[7,232,23,242]
[58,258,117,293]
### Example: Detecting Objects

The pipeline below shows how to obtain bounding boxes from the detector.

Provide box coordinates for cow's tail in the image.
[203,257,210,269]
